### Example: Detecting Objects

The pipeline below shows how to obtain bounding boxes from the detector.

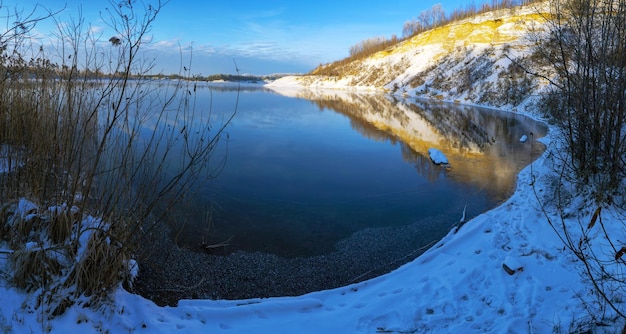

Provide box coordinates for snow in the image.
[1,3,623,332]
[502,255,524,275]
[126,259,139,287]
[16,198,38,220]
[24,241,38,251]
[76,216,106,262]
[267,3,552,111]
[520,134,528,143]
[428,148,449,165]
[0,95,620,333]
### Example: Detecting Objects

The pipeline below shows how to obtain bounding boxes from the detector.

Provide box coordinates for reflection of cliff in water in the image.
[292,90,546,202]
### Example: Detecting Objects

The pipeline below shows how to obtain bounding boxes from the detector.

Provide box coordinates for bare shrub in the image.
[537,0,626,194]
[532,0,626,329]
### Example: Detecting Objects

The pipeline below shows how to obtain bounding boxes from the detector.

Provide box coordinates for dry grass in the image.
[75,228,127,296]
[0,1,234,318]
[11,248,62,291]
[48,211,74,245]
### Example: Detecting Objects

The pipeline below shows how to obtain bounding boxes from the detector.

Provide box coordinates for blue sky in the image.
[6,0,471,75]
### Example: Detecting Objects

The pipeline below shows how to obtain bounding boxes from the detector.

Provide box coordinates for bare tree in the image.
[538,0,626,193]
[534,0,626,329]
[402,4,446,37]
[418,10,433,29]
[402,18,421,37]
[431,4,446,27]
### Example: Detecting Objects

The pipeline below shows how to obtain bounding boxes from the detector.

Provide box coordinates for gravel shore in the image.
[134,212,457,306]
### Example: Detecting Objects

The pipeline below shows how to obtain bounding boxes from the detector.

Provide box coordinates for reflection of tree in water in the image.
[295,90,546,201]
[310,94,410,143]
[407,100,535,158]
[313,95,453,183]
[403,101,493,153]
[399,143,447,183]
[349,117,397,144]
[308,93,505,154]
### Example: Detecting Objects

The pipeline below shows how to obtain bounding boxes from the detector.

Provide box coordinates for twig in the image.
[151,277,206,293]
[350,240,437,283]
[202,236,232,250]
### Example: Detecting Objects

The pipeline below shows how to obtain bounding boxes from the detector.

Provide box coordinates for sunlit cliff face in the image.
[281,3,551,108]
[282,89,546,202]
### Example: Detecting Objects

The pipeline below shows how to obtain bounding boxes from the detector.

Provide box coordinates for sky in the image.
[4,0,471,75]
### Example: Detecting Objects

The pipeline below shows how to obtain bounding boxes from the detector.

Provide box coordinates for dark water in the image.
[168,83,546,258]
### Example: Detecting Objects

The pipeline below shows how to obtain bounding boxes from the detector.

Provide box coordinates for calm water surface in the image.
[169,83,546,258]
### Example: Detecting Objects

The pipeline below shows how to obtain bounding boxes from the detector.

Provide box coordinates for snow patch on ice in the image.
[428,148,449,165]
[520,134,528,143]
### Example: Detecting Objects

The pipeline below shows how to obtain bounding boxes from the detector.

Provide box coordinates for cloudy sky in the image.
[6,0,471,75]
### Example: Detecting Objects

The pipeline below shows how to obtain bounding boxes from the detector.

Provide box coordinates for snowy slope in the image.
[268,2,550,112]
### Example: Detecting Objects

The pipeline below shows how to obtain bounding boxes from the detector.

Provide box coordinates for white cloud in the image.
[88,25,104,35]
[150,39,181,50]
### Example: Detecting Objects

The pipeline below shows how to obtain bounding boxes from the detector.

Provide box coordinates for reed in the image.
[0,0,234,316]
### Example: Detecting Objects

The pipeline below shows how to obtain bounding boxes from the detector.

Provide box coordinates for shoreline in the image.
[134,88,549,306]
[135,210,460,306]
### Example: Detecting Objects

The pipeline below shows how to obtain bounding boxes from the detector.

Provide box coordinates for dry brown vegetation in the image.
[533,0,626,326]
[311,35,399,77]
[537,0,626,194]
[0,0,233,318]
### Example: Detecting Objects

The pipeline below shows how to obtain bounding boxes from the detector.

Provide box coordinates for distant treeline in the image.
[311,0,544,76]
[4,61,286,83]
[348,35,400,58]
[143,73,289,82]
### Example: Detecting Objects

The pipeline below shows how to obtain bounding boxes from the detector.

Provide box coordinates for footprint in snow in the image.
[442,302,457,318]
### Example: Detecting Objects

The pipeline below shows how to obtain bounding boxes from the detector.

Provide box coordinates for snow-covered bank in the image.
[265,75,383,93]
[1,95,620,332]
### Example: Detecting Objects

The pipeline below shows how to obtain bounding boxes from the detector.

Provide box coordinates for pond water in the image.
[167,83,547,259]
